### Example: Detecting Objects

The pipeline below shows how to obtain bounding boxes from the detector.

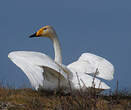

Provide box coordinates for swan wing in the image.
[68,53,114,80]
[8,51,68,90]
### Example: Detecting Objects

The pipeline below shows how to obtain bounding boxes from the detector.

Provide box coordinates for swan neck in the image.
[51,33,62,64]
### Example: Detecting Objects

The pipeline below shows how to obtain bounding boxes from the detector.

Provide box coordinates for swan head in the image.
[29,25,56,38]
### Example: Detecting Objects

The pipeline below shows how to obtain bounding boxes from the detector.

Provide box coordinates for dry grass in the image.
[0,85,130,110]
[0,70,130,110]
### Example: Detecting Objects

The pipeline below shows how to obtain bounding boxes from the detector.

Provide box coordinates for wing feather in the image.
[8,51,68,90]
[68,53,114,80]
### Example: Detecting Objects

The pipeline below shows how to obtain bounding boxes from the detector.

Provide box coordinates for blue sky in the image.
[0,0,131,90]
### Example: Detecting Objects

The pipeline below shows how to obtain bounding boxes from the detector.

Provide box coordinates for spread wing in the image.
[8,51,69,90]
[68,53,114,80]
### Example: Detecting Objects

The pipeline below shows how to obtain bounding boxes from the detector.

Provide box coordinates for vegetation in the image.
[0,84,131,110]
[0,71,130,110]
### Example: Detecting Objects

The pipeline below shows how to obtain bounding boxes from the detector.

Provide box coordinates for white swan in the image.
[8,25,114,91]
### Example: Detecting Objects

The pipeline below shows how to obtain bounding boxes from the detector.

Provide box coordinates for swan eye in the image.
[43,28,47,31]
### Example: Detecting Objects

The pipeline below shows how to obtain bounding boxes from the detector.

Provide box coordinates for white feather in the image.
[68,53,114,80]
[8,51,111,90]
[8,51,68,90]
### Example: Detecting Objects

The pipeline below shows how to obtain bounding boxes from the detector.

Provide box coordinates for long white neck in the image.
[50,33,62,64]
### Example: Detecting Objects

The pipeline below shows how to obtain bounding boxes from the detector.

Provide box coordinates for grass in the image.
[0,85,131,110]
[0,70,130,110]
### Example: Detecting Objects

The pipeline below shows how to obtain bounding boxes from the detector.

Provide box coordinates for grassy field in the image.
[0,85,131,110]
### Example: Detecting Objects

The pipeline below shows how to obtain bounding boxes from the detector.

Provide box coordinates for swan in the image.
[8,25,114,91]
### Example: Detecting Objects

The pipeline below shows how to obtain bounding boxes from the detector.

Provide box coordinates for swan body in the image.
[8,25,114,91]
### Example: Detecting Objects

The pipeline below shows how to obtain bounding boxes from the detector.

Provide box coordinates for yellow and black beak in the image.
[29,27,44,38]
[29,33,37,38]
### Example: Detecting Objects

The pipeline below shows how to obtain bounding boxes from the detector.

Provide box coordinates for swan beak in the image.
[29,33,37,38]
